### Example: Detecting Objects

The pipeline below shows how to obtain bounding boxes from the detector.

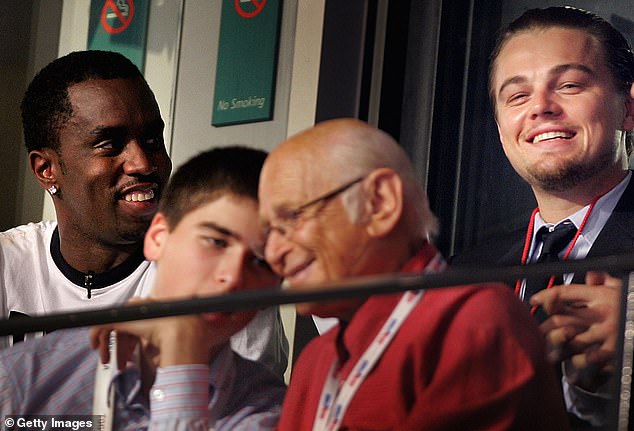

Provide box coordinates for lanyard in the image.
[515,195,601,314]
[312,253,446,431]
[93,332,117,431]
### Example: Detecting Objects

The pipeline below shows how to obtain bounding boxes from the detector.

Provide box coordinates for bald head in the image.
[265,118,404,183]
[259,119,438,307]
[263,118,435,233]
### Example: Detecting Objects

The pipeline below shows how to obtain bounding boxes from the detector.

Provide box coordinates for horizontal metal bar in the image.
[2,252,634,335]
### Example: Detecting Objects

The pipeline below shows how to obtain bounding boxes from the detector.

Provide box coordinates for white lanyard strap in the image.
[313,253,446,431]
[93,332,117,431]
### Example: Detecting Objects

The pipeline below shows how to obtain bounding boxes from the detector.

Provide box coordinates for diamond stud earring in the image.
[47,185,58,195]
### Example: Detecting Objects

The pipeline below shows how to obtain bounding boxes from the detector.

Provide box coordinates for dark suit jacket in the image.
[451,173,634,430]
[452,174,634,278]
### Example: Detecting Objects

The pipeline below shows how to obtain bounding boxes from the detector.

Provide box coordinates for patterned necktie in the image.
[524,220,578,303]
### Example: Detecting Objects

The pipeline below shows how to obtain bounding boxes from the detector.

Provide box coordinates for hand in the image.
[530,271,622,391]
[89,297,256,369]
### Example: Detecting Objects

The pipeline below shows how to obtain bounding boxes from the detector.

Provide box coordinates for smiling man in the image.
[4,50,171,325]
[0,50,287,379]
[492,16,630,211]
[451,7,634,429]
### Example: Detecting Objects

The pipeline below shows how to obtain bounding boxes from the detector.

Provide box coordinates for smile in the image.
[123,189,155,202]
[532,131,574,144]
[284,260,313,281]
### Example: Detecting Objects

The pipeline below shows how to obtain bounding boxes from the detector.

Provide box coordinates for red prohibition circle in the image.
[101,0,135,34]
[234,0,267,19]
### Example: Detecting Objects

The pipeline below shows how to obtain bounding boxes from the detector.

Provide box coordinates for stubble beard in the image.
[112,215,152,245]
[525,147,619,193]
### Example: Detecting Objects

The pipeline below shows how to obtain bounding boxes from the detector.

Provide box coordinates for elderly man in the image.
[258,118,568,430]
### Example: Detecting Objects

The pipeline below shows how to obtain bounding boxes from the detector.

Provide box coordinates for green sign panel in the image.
[212,0,282,126]
[87,0,150,72]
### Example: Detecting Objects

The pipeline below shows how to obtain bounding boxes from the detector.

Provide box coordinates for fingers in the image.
[566,348,615,391]
[540,306,615,350]
[584,271,608,286]
[549,330,614,365]
[116,332,140,370]
[90,322,141,369]
[539,313,586,336]
[540,305,617,392]
[531,285,592,312]
[531,275,622,392]
[89,326,114,365]
[541,316,587,363]
[531,282,620,318]
[529,287,560,314]
[530,286,588,315]
[585,271,623,288]
[87,297,257,369]
[88,297,149,364]
[577,347,614,373]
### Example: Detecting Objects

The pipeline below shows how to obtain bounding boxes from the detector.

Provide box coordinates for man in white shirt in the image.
[3,50,286,376]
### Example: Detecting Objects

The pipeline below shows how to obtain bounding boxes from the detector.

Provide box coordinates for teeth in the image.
[124,190,155,202]
[533,131,573,143]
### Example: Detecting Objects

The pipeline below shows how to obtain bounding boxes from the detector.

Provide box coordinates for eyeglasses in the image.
[265,176,365,240]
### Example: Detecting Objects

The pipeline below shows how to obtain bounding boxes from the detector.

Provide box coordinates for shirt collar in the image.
[531,172,631,258]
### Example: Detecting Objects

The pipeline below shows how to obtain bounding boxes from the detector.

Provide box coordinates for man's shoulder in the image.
[0,221,56,260]
[0,328,96,381]
[0,328,97,415]
[409,283,545,359]
[450,226,525,266]
[417,282,517,319]
[1,220,56,235]
[0,327,92,362]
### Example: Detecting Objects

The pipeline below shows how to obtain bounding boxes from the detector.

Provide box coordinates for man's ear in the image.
[144,212,170,262]
[364,168,403,238]
[29,149,59,190]
[496,121,506,145]
[623,83,634,131]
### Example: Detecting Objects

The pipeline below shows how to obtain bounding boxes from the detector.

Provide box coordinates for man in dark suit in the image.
[451,6,634,430]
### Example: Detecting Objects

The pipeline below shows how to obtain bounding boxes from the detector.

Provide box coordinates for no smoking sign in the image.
[101,0,135,34]
[235,0,267,18]
[88,0,149,71]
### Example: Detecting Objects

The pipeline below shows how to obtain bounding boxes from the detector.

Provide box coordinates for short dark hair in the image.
[21,50,148,153]
[159,146,268,228]
[488,6,634,153]
[489,6,634,104]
